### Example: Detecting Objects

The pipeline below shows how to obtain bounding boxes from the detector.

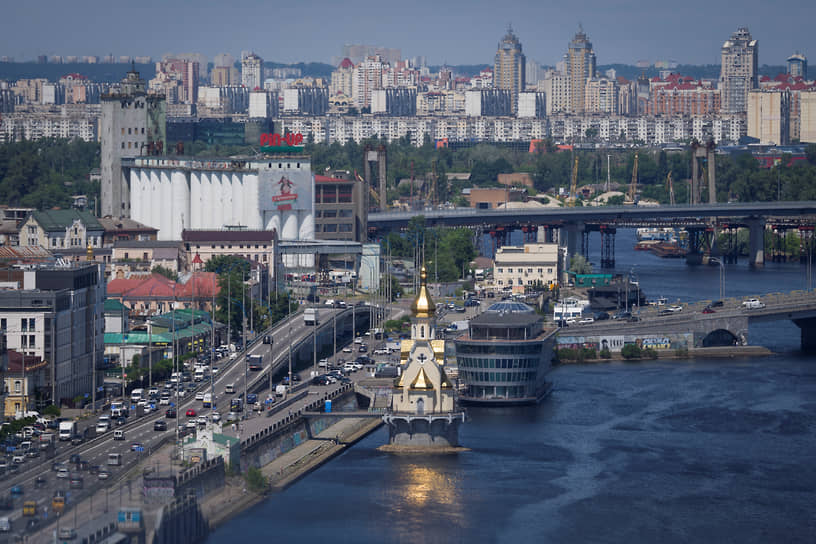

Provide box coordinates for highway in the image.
[0,304,365,539]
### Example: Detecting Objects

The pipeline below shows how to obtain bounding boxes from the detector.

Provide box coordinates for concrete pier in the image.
[748,218,766,267]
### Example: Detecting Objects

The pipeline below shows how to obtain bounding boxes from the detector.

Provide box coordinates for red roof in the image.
[339,58,353,69]
[315,174,353,183]
[123,274,179,298]
[178,272,219,299]
[760,75,771,81]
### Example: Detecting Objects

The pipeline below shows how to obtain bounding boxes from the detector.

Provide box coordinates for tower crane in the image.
[568,156,579,206]
[666,171,675,205]
[626,153,639,205]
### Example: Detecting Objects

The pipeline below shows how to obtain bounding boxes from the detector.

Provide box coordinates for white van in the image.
[107,452,121,466]
[130,388,144,403]
[224,383,235,394]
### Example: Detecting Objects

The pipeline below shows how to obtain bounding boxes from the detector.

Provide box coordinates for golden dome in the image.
[410,266,435,318]
[86,242,94,262]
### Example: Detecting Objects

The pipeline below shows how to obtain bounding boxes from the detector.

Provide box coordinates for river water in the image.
[208,229,816,544]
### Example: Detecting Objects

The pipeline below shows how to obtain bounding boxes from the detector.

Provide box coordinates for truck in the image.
[248,354,263,371]
[275,384,288,397]
[202,393,212,408]
[304,308,318,326]
[110,401,127,418]
[58,421,76,441]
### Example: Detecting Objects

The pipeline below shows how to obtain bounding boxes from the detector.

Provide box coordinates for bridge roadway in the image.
[368,201,816,230]
[565,290,816,350]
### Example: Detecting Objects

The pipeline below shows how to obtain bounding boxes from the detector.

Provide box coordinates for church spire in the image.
[410,266,435,319]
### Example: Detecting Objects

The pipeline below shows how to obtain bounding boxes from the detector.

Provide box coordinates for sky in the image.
[2,0,814,68]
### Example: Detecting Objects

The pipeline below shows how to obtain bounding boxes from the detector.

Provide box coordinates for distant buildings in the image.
[719,27,758,114]
[787,52,808,80]
[493,26,526,113]
[241,53,263,90]
[565,26,597,114]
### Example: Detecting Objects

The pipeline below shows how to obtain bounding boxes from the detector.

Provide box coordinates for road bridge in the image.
[565,290,816,352]
[368,202,816,267]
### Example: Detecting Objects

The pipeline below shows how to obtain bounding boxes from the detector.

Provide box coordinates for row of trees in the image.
[381,216,476,282]
[0,139,100,209]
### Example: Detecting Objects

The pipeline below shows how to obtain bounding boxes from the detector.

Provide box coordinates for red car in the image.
[185,409,197,418]
[702,307,716,314]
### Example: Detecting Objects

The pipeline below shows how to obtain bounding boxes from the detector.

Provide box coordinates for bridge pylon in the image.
[600,225,616,268]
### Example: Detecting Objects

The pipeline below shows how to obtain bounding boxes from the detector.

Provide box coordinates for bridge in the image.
[562,290,816,352]
[368,201,816,267]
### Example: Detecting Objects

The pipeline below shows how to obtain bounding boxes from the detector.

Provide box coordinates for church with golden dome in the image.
[381,266,465,452]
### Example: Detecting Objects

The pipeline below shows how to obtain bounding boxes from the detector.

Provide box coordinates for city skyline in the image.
[1,0,814,68]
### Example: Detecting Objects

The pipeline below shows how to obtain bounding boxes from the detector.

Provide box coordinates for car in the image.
[358,345,368,353]
[51,461,66,472]
[195,392,204,401]
[710,300,724,308]
[211,412,221,423]
[185,409,197,418]
[113,430,125,441]
[658,309,673,316]
[69,453,81,464]
[312,376,330,386]
[165,408,177,419]
[342,346,352,353]
[34,475,46,487]
[25,518,39,532]
[249,362,262,371]
[11,454,25,465]
[578,317,595,325]
[628,316,641,322]
[212,366,220,375]
[97,470,110,480]
[10,485,22,496]
[159,396,171,406]
[353,337,363,344]
[197,416,207,426]
[612,311,632,320]
[464,298,481,307]
[69,477,83,489]
[95,422,109,434]
[702,307,716,314]
[153,420,167,431]
[318,358,329,368]
[185,420,197,430]
[668,305,683,313]
[57,527,76,540]
[343,362,356,373]
[742,298,765,309]
[130,442,143,452]
[71,435,84,446]
[115,417,126,426]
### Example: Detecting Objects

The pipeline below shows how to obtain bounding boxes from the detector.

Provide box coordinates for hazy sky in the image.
[2,0,814,67]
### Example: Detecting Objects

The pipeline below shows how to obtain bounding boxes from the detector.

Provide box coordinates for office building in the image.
[566,26,596,114]
[100,68,166,218]
[719,27,758,114]
[0,262,104,410]
[494,243,560,292]
[314,172,367,242]
[493,26,526,113]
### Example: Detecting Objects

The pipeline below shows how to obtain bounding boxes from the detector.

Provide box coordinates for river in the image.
[208,228,815,544]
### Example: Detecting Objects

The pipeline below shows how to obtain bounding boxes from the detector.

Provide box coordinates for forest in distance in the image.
[1,137,816,211]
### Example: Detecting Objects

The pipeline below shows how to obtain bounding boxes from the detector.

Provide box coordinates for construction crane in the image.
[568,156,579,206]
[666,171,675,205]
[626,153,639,204]
[355,171,380,208]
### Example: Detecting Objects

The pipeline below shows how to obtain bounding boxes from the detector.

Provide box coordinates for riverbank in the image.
[557,344,773,364]
[202,416,383,530]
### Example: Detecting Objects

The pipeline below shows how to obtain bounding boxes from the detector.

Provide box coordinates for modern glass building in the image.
[454,301,555,405]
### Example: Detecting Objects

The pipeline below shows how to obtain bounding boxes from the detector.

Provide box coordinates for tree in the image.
[569,254,592,275]
[151,265,178,282]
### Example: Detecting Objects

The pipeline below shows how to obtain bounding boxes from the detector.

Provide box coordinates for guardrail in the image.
[239,383,354,451]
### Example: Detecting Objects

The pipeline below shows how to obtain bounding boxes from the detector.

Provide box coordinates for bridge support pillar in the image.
[747,218,766,268]
[561,222,584,270]
[600,225,616,269]
[793,317,816,353]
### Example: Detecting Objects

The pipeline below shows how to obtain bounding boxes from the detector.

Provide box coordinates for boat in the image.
[648,242,687,258]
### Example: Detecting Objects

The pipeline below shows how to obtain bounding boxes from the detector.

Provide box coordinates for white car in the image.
[578,318,595,325]
[342,346,352,353]
[373,348,389,355]
[211,412,221,423]
[343,362,356,373]
[159,396,170,406]
[318,358,329,368]
[354,337,363,344]
[195,392,204,401]
[668,305,683,313]
[742,298,765,309]
[197,416,208,426]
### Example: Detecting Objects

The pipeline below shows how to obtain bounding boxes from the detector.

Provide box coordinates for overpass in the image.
[368,201,816,267]
[563,290,816,352]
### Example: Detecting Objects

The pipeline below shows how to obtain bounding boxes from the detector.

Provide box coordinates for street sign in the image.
[134,446,144,453]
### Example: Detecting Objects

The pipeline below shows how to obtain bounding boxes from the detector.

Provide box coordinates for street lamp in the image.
[710,257,725,301]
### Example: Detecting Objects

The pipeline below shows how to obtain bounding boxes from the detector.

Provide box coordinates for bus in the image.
[229,398,243,413]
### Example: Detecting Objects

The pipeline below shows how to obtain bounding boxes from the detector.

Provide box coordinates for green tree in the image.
[244,466,268,493]
[569,254,592,275]
[151,265,178,282]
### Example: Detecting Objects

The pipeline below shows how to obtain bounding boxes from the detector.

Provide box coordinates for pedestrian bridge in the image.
[567,290,816,352]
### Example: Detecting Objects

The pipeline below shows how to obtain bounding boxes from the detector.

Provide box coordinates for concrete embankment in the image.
[557,344,773,364]
[202,416,383,530]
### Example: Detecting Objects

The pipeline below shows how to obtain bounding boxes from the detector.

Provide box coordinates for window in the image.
[121,128,125,135]
[141,127,145,134]
[339,209,353,218]
[498,268,503,273]
[323,210,336,218]
[339,224,352,232]
[13,381,21,394]
[324,224,337,233]
[128,128,132,135]
[128,142,131,149]
[143,253,148,260]
[1,318,6,331]
[124,252,129,259]
[121,142,125,149]
[28,318,35,331]
[21,319,27,332]
[28,335,35,348]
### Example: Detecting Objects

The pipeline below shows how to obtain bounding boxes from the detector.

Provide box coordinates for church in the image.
[381,266,466,452]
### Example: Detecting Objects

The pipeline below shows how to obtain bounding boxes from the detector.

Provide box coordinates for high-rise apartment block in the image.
[100,68,166,218]
[493,26,526,113]
[565,27,596,114]
[719,27,758,113]
[352,56,385,109]
[242,53,263,90]
[330,58,354,98]
[539,70,569,114]
[800,91,816,143]
[787,52,807,79]
[747,89,790,145]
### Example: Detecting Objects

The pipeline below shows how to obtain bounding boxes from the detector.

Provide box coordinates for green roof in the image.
[103,298,128,313]
[31,209,103,233]
[104,323,213,346]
